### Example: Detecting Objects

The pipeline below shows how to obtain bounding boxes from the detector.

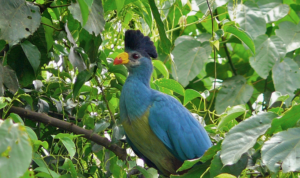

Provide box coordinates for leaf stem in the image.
[41,22,63,31]
[206,0,217,113]
[95,76,116,123]
[50,4,71,8]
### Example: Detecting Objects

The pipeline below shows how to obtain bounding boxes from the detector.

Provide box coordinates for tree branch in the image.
[6,106,128,161]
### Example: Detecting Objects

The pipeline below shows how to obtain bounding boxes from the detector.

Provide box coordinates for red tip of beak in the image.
[114,57,122,65]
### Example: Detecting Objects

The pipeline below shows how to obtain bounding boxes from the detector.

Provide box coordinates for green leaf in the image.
[60,158,77,178]
[184,89,202,105]
[268,104,300,134]
[272,58,300,106]
[276,21,300,52]
[94,120,110,133]
[0,97,8,109]
[41,17,54,51]
[54,134,76,159]
[171,162,211,178]
[9,113,24,125]
[249,35,286,79]
[172,38,211,87]
[257,0,290,23]
[112,124,125,140]
[0,0,41,45]
[200,141,222,163]
[0,40,6,51]
[115,0,125,12]
[223,25,255,54]
[262,128,300,173]
[3,65,19,94]
[0,119,32,178]
[154,78,185,95]
[215,173,237,178]
[148,0,171,53]
[177,158,202,172]
[215,75,253,114]
[228,0,266,38]
[21,40,41,74]
[268,91,289,108]
[152,60,169,79]
[34,167,60,178]
[135,166,159,178]
[73,70,92,99]
[78,0,89,26]
[69,0,105,35]
[220,112,278,165]
[211,152,248,178]
[69,47,87,72]
[217,105,246,131]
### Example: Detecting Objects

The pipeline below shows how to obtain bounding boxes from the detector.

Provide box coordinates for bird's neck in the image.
[120,64,153,122]
[127,64,153,87]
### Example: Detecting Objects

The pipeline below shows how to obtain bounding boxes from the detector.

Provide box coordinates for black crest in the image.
[125,30,158,58]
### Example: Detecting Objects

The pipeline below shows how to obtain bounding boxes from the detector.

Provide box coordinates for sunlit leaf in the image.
[215,75,253,114]
[276,21,300,52]
[220,112,278,165]
[249,35,286,79]
[0,0,41,45]
[0,119,32,178]
[262,128,300,173]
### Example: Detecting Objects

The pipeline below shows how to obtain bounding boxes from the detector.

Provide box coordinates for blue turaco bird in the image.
[114,30,212,176]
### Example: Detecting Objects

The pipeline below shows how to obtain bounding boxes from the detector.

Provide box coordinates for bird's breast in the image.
[122,109,182,176]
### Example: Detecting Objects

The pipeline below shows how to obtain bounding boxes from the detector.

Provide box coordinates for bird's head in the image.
[114,30,157,72]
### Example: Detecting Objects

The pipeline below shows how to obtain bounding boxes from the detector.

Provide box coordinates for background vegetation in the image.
[0,0,300,177]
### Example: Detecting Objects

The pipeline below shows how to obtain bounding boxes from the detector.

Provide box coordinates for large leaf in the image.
[21,40,41,74]
[54,134,77,159]
[223,25,255,54]
[0,0,41,45]
[249,35,286,79]
[152,60,169,79]
[275,21,300,52]
[148,0,171,53]
[73,70,92,99]
[69,0,105,35]
[272,58,300,106]
[257,0,290,23]
[217,105,246,131]
[0,119,32,178]
[69,46,87,72]
[154,78,185,95]
[172,38,211,87]
[228,0,266,39]
[184,89,202,105]
[211,152,248,178]
[220,112,278,165]
[268,104,300,134]
[0,64,19,95]
[262,128,300,173]
[215,75,253,114]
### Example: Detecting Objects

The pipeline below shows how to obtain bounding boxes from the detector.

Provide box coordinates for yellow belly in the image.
[123,111,181,176]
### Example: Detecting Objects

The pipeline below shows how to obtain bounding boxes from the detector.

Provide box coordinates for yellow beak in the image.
[114,52,129,65]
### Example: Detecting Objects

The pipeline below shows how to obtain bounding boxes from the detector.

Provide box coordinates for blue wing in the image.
[148,91,212,162]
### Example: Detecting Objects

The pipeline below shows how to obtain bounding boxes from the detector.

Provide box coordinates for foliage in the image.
[0,0,300,177]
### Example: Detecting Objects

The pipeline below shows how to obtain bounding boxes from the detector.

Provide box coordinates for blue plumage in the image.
[114,30,212,176]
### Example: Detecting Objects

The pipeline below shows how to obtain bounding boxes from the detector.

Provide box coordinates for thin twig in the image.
[206,0,217,112]
[95,76,116,123]
[223,39,237,76]
[262,77,268,110]
[50,4,71,8]
[41,22,63,31]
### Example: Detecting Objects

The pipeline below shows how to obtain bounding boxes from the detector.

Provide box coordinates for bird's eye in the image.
[132,53,140,59]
